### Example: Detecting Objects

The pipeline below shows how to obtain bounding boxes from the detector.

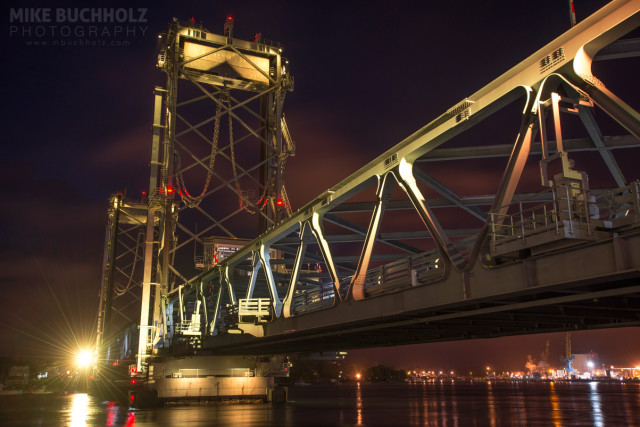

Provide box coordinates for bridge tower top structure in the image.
[132,17,294,371]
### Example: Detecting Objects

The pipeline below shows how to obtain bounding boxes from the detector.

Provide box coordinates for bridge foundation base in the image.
[132,355,286,406]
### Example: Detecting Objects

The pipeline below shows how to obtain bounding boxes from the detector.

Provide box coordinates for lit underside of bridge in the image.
[96,0,640,380]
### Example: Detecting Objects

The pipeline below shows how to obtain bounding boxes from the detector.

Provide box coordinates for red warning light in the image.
[276,196,284,206]
[130,394,136,403]
[227,16,233,20]
[131,379,136,384]
[167,186,174,194]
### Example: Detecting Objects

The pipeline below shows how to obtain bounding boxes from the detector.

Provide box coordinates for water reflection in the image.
[421,381,428,426]
[589,381,604,427]
[549,381,561,427]
[438,381,446,426]
[356,381,363,426]
[105,401,118,426]
[450,379,458,427]
[69,393,90,426]
[487,381,496,427]
[514,383,527,426]
[126,412,136,426]
[5,381,640,426]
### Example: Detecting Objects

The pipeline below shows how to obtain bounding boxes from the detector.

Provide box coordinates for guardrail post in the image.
[519,201,525,244]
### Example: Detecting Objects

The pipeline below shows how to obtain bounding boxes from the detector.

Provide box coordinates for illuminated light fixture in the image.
[131,379,137,384]
[227,16,233,20]
[167,186,174,194]
[276,196,284,206]
[76,349,94,369]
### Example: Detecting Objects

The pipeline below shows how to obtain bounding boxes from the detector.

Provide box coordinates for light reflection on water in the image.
[1,382,640,426]
[355,381,363,426]
[549,381,561,427]
[450,380,458,427]
[487,381,496,427]
[68,393,90,426]
[589,381,604,427]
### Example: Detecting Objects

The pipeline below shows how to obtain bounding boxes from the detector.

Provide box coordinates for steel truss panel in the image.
[96,194,149,363]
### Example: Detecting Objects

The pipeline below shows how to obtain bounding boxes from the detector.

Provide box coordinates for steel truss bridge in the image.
[97,1,640,371]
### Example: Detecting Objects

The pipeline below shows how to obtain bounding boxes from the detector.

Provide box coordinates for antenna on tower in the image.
[568,0,577,27]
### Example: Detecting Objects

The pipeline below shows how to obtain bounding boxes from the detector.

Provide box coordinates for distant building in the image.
[572,353,598,374]
[7,365,29,386]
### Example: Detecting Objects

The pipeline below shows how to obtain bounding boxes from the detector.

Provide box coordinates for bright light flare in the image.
[76,349,94,369]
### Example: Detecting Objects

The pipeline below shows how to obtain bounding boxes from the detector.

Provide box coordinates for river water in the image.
[1,380,639,426]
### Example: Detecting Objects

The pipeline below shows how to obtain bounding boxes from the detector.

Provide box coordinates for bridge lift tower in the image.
[136,17,294,372]
[94,17,295,378]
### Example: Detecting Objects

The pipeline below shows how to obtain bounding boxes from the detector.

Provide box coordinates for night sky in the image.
[3,0,639,371]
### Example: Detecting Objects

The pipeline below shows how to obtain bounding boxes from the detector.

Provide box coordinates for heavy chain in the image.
[227,94,243,206]
[176,90,225,208]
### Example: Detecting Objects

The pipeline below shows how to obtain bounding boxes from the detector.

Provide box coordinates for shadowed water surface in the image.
[1,381,639,426]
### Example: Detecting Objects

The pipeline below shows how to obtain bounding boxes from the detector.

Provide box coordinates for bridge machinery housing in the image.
[96,2,640,405]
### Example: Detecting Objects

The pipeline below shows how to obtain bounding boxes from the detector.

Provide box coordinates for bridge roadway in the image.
[201,227,640,355]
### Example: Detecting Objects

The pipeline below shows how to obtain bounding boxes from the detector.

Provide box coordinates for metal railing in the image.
[290,249,446,310]
[292,283,335,314]
[593,181,640,226]
[363,250,443,297]
[489,182,640,254]
[238,298,272,323]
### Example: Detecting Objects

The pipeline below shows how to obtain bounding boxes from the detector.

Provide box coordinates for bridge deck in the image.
[202,227,640,355]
